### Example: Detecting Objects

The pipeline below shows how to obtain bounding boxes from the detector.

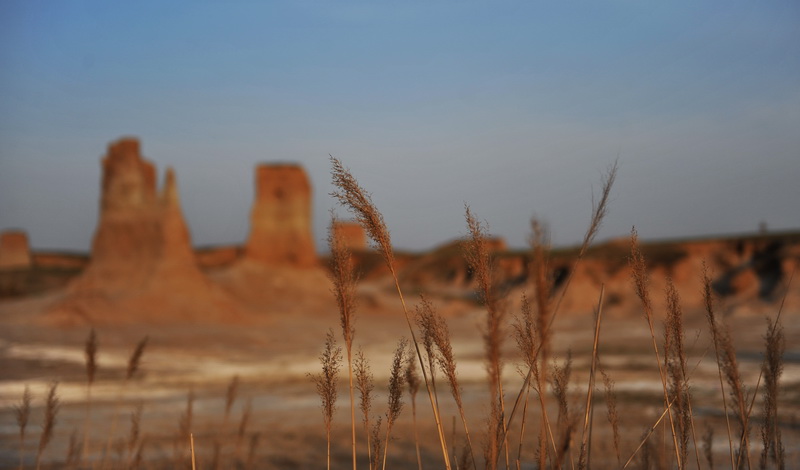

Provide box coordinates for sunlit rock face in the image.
[51,137,242,325]
[331,221,367,251]
[245,164,317,267]
[0,230,32,269]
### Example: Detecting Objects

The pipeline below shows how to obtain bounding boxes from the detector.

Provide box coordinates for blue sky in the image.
[1,1,798,252]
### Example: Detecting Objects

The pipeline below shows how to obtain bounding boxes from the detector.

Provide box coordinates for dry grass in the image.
[310,329,343,470]
[35,382,59,470]
[328,212,360,470]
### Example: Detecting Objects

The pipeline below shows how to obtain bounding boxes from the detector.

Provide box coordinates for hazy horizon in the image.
[2,2,798,253]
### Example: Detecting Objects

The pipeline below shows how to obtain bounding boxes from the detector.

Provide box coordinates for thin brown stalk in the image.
[234,398,252,464]
[125,403,142,470]
[622,396,676,469]
[511,294,542,468]
[331,156,451,470]
[35,382,59,470]
[329,212,360,470]
[664,278,700,469]
[464,206,507,470]
[703,262,737,470]
[416,296,477,470]
[600,366,621,465]
[745,265,794,470]
[629,227,683,469]
[501,162,617,458]
[65,428,79,469]
[382,338,408,470]
[355,347,375,466]
[759,317,784,470]
[310,330,343,470]
[578,286,605,470]
[551,352,574,470]
[83,328,98,465]
[175,390,195,468]
[214,375,239,470]
[190,433,196,470]
[703,424,714,470]
[718,325,751,469]
[15,385,32,470]
[245,432,260,470]
[405,353,423,470]
[101,335,148,470]
[370,417,383,470]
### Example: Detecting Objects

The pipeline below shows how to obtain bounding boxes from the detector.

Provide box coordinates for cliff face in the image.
[0,230,31,269]
[50,138,242,325]
[245,164,317,267]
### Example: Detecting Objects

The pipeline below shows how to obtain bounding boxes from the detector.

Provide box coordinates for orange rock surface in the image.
[0,230,31,269]
[245,164,317,267]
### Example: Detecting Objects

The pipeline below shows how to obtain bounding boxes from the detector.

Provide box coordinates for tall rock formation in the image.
[0,230,32,269]
[332,221,367,251]
[245,164,317,267]
[50,138,242,324]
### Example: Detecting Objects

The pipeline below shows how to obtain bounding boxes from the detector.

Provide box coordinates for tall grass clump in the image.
[329,212,360,470]
[405,351,423,470]
[101,335,148,470]
[35,382,59,470]
[311,329,343,470]
[463,206,507,470]
[355,347,375,467]
[381,338,408,470]
[501,161,617,469]
[664,278,701,469]
[416,296,477,469]
[331,156,451,469]
[629,228,683,468]
[759,317,785,470]
[15,385,32,470]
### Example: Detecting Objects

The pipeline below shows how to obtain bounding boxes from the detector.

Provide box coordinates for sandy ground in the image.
[1,283,799,469]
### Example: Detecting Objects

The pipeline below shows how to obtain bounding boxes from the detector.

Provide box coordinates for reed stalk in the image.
[355,348,375,467]
[329,213,360,470]
[16,385,32,470]
[35,382,59,470]
[629,228,683,469]
[405,353,423,470]
[100,336,148,470]
[310,330,342,470]
[578,286,605,470]
[416,296,477,470]
[382,338,408,470]
[501,162,616,459]
[331,156,451,470]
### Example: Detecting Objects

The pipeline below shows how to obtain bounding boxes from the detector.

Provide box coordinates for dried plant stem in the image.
[629,228,683,469]
[329,213,359,470]
[310,330,342,470]
[100,336,148,470]
[578,286,605,470]
[502,163,617,453]
[740,265,794,470]
[35,382,59,470]
[622,396,677,469]
[355,348,375,467]
[381,338,408,470]
[15,385,32,470]
[190,433,196,470]
[703,263,737,470]
[331,156,451,470]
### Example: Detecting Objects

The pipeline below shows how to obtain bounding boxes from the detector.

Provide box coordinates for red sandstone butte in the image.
[332,221,367,251]
[245,164,317,267]
[51,138,241,324]
[0,230,32,269]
